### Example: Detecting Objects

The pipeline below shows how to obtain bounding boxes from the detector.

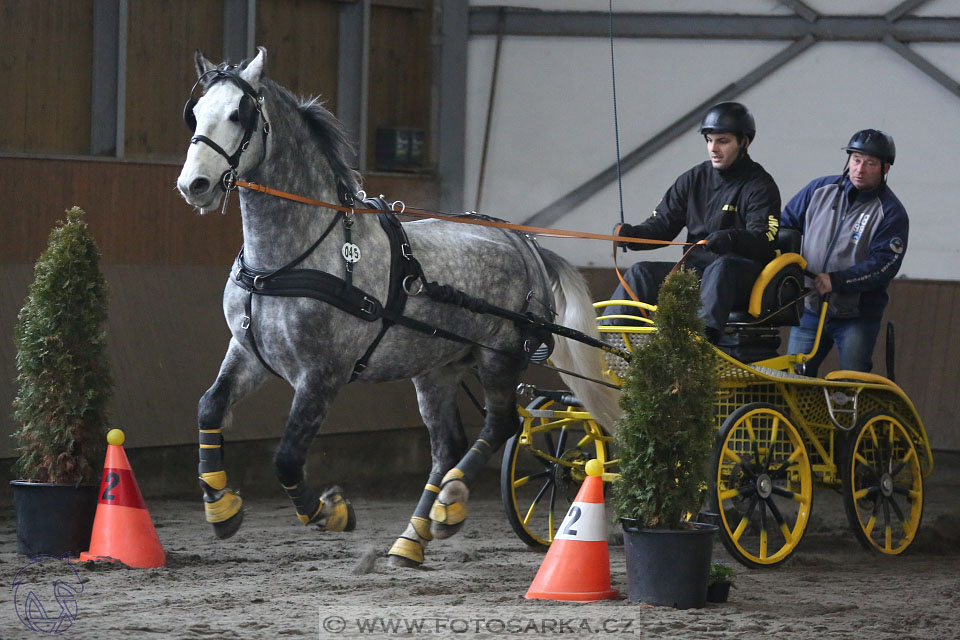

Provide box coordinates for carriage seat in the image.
[719,229,807,362]
[727,229,805,328]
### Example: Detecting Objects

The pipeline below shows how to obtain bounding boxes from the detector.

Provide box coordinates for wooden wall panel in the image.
[125,0,224,159]
[0,157,241,265]
[367,2,433,167]
[256,0,340,106]
[0,0,93,154]
[0,157,440,265]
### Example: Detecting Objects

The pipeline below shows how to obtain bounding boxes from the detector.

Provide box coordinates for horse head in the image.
[177,47,269,213]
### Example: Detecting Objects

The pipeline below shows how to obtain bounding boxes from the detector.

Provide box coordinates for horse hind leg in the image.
[198,339,269,539]
[388,368,469,568]
[430,354,523,540]
[275,379,356,532]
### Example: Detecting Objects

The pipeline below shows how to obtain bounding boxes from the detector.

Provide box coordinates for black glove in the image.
[614,223,642,250]
[705,230,737,255]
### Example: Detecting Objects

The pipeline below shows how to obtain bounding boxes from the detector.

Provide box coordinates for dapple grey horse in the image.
[176,47,619,567]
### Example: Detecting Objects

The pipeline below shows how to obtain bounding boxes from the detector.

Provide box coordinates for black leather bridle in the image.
[183,64,270,210]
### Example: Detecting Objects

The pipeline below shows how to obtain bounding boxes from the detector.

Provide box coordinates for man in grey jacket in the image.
[781,129,908,376]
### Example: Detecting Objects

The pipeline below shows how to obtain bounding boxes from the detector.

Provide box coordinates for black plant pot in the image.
[706,581,732,603]
[10,481,99,556]
[621,518,718,609]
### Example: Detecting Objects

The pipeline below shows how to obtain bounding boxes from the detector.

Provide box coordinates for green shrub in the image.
[12,207,111,483]
[612,268,718,529]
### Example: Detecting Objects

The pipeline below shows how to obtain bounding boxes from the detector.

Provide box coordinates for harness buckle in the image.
[401,243,413,259]
[352,362,367,377]
[241,315,251,330]
[253,275,266,290]
[360,296,378,315]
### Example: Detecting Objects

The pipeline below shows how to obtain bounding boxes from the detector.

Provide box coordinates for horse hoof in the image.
[388,536,424,568]
[387,553,423,569]
[205,489,244,539]
[429,479,468,540]
[429,520,464,540]
[212,509,244,539]
[319,486,357,532]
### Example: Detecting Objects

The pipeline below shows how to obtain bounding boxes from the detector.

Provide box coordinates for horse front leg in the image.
[430,354,523,540]
[274,378,356,532]
[388,368,469,568]
[199,338,270,539]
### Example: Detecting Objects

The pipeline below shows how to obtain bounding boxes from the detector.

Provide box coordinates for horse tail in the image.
[538,248,621,431]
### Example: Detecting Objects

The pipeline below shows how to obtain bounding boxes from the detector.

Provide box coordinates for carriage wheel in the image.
[709,403,814,568]
[501,396,614,548]
[842,411,923,555]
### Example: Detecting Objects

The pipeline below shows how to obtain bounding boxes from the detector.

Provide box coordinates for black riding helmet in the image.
[699,102,756,142]
[843,129,895,165]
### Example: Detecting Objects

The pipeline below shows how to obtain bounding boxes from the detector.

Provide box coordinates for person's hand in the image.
[705,230,736,254]
[813,272,833,294]
[614,223,641,250]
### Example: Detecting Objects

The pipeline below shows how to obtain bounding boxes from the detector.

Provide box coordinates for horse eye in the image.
[229,110,240,123]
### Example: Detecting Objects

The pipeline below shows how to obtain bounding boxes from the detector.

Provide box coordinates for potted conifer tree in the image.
[10,207,111,556]
[612,268,719,608]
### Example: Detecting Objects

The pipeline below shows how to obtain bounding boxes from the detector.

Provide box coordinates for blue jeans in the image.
[787,310,882,377]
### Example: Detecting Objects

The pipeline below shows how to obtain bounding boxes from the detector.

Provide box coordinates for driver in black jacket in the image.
[607,102,781,344]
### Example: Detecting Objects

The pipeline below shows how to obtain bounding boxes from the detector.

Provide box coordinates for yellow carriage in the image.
[501,233,933,568]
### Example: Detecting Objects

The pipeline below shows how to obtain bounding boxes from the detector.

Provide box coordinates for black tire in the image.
[842,411,923,555]
[709,402,814,568]
[501,396,615,548]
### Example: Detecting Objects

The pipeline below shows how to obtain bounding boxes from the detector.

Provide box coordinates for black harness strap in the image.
[232,188,494,380]
[421,281,632,363]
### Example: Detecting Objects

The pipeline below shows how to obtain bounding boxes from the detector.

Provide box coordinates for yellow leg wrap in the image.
[389,537,425,565]
[204,490,243,524]
[411,516,433,542]
[429,499,467,526]
[200,471,227,491]
[440,468,465,483]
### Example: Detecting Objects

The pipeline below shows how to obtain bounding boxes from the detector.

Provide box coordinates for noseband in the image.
[183,65,270,210]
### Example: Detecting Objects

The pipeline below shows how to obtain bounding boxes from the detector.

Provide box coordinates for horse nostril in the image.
[189,177,211,195]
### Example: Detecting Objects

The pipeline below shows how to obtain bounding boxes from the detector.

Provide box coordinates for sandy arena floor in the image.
[2,453,959,639]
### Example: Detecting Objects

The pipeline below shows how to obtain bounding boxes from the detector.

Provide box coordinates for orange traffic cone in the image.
[78,429,165,568]
[525,459,618,601]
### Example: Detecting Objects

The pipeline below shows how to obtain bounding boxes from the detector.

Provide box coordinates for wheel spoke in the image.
[522,475,554,525]
[771,486,799,501]
[722,446,742,465]
[512,469,551,489]
[765,416,780,468]
[731,493,759,543]
[553,427,568,458]
[886,494,906,525]
[883,496,893,551]
[547,470,559,541]
[764,496,787,528]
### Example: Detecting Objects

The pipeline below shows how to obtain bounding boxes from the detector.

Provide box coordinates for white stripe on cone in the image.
[554,502,606,542]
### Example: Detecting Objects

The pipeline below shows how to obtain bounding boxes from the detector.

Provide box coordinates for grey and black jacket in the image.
[781,174,908,319]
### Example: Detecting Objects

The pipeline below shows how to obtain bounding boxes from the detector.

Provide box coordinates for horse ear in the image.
[195,49,216,78]
[240,47,266,85]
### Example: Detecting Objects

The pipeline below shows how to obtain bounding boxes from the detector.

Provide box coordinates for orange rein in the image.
[235,179,702,305]
[236,180,695,250]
